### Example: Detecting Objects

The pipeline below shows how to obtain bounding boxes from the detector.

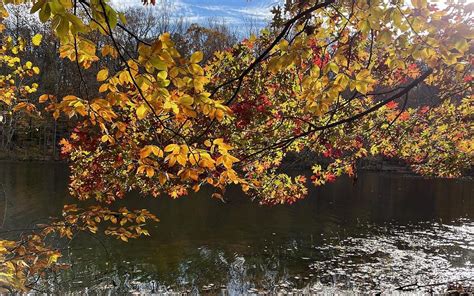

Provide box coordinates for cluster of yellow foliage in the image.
[0,24,41,115]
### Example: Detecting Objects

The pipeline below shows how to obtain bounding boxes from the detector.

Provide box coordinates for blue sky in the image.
[113,0,280,32]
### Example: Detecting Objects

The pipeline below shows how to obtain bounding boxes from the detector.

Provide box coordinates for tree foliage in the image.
[0,0,472,290]
[0,18,42,150]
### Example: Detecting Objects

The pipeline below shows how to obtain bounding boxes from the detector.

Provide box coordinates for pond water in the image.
[0,161,473,294]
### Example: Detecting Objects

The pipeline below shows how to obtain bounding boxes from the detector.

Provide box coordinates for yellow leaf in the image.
[453,37,469,53]
[39,94,52,103]
[167,155,177,167]
[190,63,204,76]
[136,104,149,120]
[32,34,42,46]
[157,70,167,80]
[99,84,109,93]
[47,253,61,265]
[326,62,339,74]
[140,145,163,158]
[164,144,180,154]
[158,173,167,185]
[355,81,368,94]
[221,154,239,169]
[146,167,155,177]
[215,109,224,121]
[151,146,163,157]
[356,69,370,81]
[179,94,194,106]
[177,154,187,166]
[97,68,109,82]
[190,51,203,64]
[140,146,152,158]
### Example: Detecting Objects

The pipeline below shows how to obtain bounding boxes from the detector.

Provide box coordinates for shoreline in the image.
[0,156,472,180]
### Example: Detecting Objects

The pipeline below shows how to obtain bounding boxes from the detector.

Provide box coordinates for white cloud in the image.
[112,0,279,28]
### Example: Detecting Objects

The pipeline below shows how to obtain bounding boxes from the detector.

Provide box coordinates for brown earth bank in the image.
[281,151,474,177]
[0,147,62,161]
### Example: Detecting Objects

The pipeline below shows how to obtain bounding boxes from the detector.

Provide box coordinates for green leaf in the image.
[118,12,127,25]
[106,7,118,29]
[49,0,65,13]
[56,17,69,38]
[59,0,73,9]
[30,0,45,13]
[38,4,51,23]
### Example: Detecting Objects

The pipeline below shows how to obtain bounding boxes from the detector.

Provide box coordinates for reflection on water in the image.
[0,161,473,293]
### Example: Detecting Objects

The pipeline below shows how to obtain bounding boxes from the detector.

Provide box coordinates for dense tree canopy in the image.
[0,0,472,290]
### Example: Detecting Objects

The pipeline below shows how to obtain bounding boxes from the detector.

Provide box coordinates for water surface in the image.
[0,161,473,294]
